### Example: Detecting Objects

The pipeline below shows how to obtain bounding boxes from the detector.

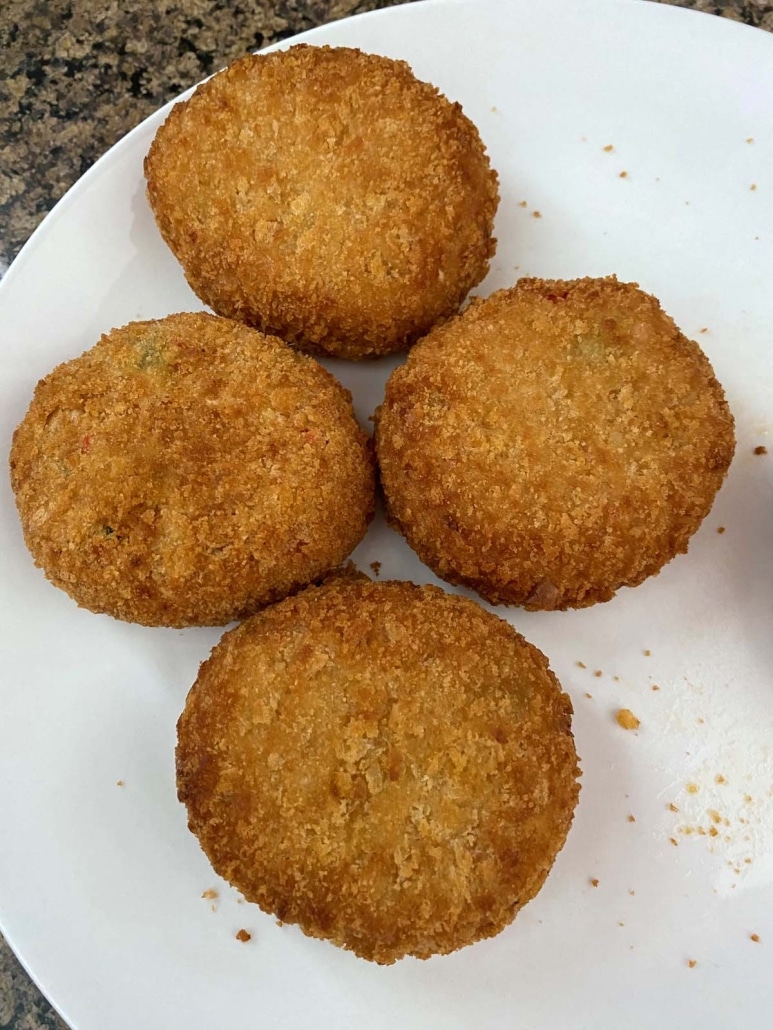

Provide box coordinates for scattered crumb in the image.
[619,171,628,179]
[717,526,726,534]
[576,660,587,669]
[590,878,599,887]
[668,802,679,813]
[237,898,244,904]
[532,210,542,219]
[686,783,700,795]
[235,929,252,943]
[618,921,625,927]
[369,561,382,576]
[201,888,219,901]
[687,959,698,969]
[628,814,636,823]
[746,137,754,143]
[643,649,651,657]
[603,144,614,152]
[612,675,619,682]
[696,717,705,725]
[584,692,593,699]
[116,780,124,787]
[699,327,708,334]
[628,889,635,896]
[750,933,761,943]
[490,105,498,113]
[518,200,527,208]
[670,837,679,846]
[715,774,727,785]
[616,708,640,731]
[750,183,757,191]
[275,919,285,928]
[593,669,602,678]
[744,794,753,803]
[651,684,660,691]
[753,445,768,455]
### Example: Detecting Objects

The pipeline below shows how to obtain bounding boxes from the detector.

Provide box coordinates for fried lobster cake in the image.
[375,277,735,610]
[176,577,580,963]
[10,312,374,626]
[145,45,499,359]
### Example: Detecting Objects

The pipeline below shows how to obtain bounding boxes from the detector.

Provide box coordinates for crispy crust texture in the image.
[375,276,736,610]
[144,45,499,360]
[176,578,580,964]
[10,312,375,626]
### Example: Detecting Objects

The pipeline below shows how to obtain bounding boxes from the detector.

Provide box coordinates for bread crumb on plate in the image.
[616,708,640,731]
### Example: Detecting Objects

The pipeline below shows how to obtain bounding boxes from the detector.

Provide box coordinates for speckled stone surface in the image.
[0,0,769,1026]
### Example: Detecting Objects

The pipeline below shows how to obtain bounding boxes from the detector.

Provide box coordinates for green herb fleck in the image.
[137,340,165,370]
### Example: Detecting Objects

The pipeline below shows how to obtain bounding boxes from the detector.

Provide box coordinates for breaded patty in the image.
[375,277,735,610]
[10,312,374,627]
[144,45,499,360]
[176,577,580,964]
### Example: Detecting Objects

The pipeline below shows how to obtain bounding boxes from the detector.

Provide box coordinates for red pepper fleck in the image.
[80,434,92,454]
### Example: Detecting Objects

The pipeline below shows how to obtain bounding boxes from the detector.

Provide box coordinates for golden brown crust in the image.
[176,578,580,964]
[10,312,375,626]
[144,45,499,360]
[375,276,736,610]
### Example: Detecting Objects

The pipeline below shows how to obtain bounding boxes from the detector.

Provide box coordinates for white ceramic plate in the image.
[2,1,772,1027]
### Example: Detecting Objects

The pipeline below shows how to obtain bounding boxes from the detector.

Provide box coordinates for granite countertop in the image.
[0,0,770,1027]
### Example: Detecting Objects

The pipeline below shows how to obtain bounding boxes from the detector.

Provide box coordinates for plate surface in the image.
[1,1,772,1028]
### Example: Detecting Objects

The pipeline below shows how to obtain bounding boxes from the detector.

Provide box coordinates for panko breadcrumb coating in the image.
[176,577,580,964]
[375,276,735,610]
[144,45,499,360]
[10,312,374,627]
